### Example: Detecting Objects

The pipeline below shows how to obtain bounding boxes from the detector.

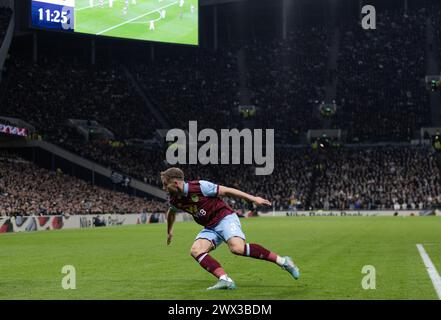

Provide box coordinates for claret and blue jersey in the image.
[169,180,236,228]
[169,180,246,248]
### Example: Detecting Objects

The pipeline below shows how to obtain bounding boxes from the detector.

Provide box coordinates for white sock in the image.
[276,256,286,266]
[219,275,233,282]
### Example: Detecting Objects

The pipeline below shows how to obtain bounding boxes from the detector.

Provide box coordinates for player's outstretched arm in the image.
[218,186,272,207]
[166,209,176,245]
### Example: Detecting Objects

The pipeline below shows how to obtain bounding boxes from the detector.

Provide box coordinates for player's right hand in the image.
[167,232,173,245]
[253,196,272,207]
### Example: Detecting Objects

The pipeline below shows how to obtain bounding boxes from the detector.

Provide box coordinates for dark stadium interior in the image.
[2,0,441,216]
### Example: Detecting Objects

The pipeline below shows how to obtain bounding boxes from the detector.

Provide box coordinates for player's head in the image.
[160,167,185,196]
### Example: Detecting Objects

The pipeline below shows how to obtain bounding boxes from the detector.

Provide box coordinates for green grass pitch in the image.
[1,216,441,300]
[74,0,198,45]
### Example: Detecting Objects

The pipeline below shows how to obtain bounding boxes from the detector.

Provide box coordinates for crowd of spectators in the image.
[311,146,441,210]
[133,47,242,131]
[132,28,329,143]
[245,27,329,143]
[59,139,166,186]
[1,57,157,144]
[334,9,430,142]
[3,144,441,215]
[52,141,314,211]
[30,138,441,212]
[2,8,434,144]
[2,8,441,215]
[0,152,167,217]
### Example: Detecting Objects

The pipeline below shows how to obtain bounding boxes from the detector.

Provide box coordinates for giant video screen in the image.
[31,0,199,45]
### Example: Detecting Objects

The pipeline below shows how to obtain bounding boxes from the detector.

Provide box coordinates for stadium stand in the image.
[1,57,158,143]
[245,27,329,142]
[0,152,167,217]
[3,142,441,214]
[132,28,329,143]
[1,6,441,215]
[50,143,313,211]
[334,9,429,142]
[310,146,441,210]
[133,47,242,130]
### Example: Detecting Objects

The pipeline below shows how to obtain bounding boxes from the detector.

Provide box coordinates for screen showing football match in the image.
[31,0,199,45]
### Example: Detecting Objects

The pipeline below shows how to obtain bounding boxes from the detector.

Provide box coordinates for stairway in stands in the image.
[323,27,341,130]
[304,153,323,210]
[426,17,441,126]
[123,66,171,130]
[237,47,256,129]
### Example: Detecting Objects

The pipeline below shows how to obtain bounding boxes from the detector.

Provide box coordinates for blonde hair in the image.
[160,167,184,181]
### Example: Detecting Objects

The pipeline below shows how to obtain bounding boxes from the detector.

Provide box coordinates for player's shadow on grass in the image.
[239,283,303,289]
[203,283,309,298]
[158,279,308,297]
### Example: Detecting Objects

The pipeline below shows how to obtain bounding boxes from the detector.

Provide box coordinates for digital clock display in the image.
[38,9,70,23]
[32,0,74,31]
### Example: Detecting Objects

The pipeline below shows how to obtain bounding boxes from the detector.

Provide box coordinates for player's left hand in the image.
[252,196,272,207]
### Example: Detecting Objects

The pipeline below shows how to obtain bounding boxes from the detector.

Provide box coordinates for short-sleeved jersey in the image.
[169,180,235,228]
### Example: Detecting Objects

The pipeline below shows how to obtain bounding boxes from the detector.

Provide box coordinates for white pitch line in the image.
[129,15,162,23]
[96,0,178,35]
[76,5,92,11]
[129,10,162,23]
[416,244,441,300]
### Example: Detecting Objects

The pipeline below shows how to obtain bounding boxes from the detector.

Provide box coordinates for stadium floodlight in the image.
[318,101,338,118]
[431,80,441,91]
[425,75,441,91]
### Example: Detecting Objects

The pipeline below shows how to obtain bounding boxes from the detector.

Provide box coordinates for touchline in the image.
[165,121,274,176]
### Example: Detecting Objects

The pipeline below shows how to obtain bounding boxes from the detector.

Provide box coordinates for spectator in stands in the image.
[0,152,167,216]
[310,146,441,211]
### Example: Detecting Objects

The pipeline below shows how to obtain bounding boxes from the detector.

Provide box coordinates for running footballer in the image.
[161,167,300,290]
